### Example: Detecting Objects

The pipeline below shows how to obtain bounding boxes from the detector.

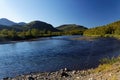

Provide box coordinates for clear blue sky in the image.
[0,0,120,28]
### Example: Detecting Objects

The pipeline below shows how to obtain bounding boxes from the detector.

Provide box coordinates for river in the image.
[0,35,120,78]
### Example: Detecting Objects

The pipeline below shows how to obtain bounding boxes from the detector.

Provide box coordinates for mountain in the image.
[56,24,87,35]
[0,25,10,30]
[0,18,26,26]
[0,18,16,26]
[0,18,58,32]
[56,24,87,31]
[18,22,26,26]
[24,21,59,32]
[0,24,23,31]
[0,18,88,34]
[84,20,120,36]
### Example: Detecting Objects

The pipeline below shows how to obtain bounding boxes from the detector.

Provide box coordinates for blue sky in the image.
[0,0,120,28]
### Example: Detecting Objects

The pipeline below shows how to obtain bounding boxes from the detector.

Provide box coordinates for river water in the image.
[0,35,120,78]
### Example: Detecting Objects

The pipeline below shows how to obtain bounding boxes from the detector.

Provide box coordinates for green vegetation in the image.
[84,21,120,38]
[24,21,59,32]
[110,75,117,80]
[94,56,120,72]
[0,29,63,41]
[0,21,60,41]
[56,24,87,35]
[0,21,88,41]
[100,56,120,65]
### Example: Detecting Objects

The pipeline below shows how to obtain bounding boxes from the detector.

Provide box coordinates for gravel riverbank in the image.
[3,61,120,80]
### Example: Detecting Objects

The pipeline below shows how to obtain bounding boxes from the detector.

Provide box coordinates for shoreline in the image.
[0,35,118,45]
[70,36,99,41]
[0,37,50,44]
[3,68,93,80]
[3,61,120,80]
[0,35,98,45]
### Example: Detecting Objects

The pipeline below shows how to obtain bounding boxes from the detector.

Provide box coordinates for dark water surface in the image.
[0,35,120,78]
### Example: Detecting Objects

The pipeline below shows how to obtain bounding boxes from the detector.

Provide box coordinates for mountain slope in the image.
[24,21,59,32]
[18,22,26,26]
[0,18,58,32]
[84,20,120,36]
[56,24,87,35]
[0,24,23,31]
[56,24,87,31]
[0,18,16,26]
[0,18,26,26]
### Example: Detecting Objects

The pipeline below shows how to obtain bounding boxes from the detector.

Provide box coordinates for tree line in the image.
[83,21,120,37]
[0,29,62,41]
[0,28,85,41]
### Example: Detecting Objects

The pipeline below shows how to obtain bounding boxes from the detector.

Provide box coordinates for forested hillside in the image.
[84,20,120,37]
[0,20,61,41]
[57,24,87,35]
[0,19,88,41]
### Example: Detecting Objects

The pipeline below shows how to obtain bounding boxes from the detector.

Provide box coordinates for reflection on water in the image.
[0,35,120,78]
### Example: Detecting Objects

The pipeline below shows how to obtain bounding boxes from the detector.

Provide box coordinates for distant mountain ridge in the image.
[0,18,16,26]
[56,24,87,31]
[24,21,59,31]
[56,24,87,35]
[0,18,87,33]
[18,22,26,26]
[0,18,59,32]
[0,18,26,26]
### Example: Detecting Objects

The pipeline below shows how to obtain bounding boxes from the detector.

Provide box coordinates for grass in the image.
[110,75,118,80]
[94,56,120,72]
[95,64,112,72]
[99,56,120,65]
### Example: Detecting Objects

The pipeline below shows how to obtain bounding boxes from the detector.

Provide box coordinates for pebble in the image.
[72,70,76,74]
[3,65,120,80]
[64,68,67,71]
[76,77,80,79]
[28,77,34,80]
[88,78,93,80]
[61,72,69,77]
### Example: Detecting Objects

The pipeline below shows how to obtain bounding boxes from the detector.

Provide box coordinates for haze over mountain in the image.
[0,18,26,26]
[18,22,26,26]
[0,18,16,26]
